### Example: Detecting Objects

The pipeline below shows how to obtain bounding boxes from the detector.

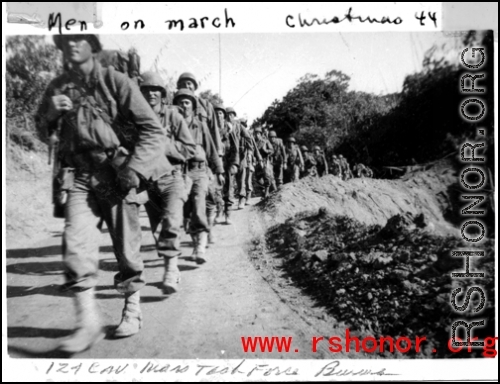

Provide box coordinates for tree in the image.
[198,89,223,105]
[6,36,62,143]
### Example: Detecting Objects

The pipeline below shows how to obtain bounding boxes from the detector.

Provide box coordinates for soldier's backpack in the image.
[97,48,141,84]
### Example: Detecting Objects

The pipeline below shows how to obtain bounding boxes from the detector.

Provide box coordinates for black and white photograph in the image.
[3,2,497,381]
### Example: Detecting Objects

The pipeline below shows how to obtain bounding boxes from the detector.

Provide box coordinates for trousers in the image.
[63,172,144,293]
[144,170,185,258]
[184,166,209,234]
[238,167,254,198]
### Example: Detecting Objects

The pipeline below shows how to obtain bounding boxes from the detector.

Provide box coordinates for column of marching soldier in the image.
[35,34,372,354]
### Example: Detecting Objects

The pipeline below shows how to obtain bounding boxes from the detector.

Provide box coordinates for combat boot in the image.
[196,232,208,264]
[215,208,224,224]
[225,208,232,225]
[245,191,252,205]
[238,197,246,210]
[162,256,180,294]
[58,288,105,353]
[114,291,142,338]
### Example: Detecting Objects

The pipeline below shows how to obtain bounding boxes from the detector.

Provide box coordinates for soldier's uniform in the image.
[314,146,329,177]
[301,146,318,178]
[174,89,224,264]
[254,127,274,199]
[331,155,343,178]
[339,155,353,180]
[268,131,287,189]
[284,137,304,183]
[227,109,257,208]
[36,35,171,352]
[140,72,196,294]
[176,73,223,245]
[214,104,239,223]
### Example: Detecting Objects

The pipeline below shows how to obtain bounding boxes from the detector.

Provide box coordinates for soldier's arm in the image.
[298,148,304,167]
[229,130,240,167]
[110,72,169,180]
[239,124,254,151]
[202,123,224,174]
[249,135,263,163]
[264,140,274,156]
[170,108,196,162]
[206,101,223,157]
[323,155,329,174]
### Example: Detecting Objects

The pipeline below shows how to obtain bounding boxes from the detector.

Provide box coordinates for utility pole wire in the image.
[219,33,222,99]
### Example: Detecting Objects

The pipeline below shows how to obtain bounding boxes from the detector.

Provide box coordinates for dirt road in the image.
[7,199,355,360]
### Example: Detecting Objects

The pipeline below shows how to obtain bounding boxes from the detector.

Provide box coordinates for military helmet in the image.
[301,145,309,152]
[254,127,263,133]
[177,72,198,90]
[333,154,338,159]
[339,154,344,158]
[140,71,167,97]
[226,107,237,117]
[53,34,102,53]
[269,131,277,138]
[314,145,321,151]
[286,137,296,143]
[213,103,227,118]
[173,88,197,109]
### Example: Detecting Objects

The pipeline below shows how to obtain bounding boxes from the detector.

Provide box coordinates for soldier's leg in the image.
[205,176,218,245]
[274,164,283,188]
[223,165,236,223]
[188,167,210,264]
[98,185,145,338]
[246,168,254,200]
[237,167,247,199]
[155,171,184,293]
[59,174,105,352]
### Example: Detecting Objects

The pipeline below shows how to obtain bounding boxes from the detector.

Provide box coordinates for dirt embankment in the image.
[259,162,459,237]
[6,147,61,248]
[248,162,495,358]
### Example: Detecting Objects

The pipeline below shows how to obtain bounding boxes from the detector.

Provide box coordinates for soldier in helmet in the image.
[284,137,304,183]
[313,146,329,177]
[301,145,318,178]
[339,154,353,180]
[331,154,343,178]
[268,130,287,189]
[214,104,239,225]
[254,127,274,199]
[226,108,259,209]
[37,34,172,352]
[139,71,196,295]
[176,73,223,244]
[173,89,224,264]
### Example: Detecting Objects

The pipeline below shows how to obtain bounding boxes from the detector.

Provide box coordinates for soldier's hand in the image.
[117,167,141,191]
[217,173,225,186]
[283,164,288,170]
[51,95,73,112]
[230,165,238,175]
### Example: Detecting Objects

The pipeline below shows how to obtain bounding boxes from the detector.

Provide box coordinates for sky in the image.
[56,32,464,123]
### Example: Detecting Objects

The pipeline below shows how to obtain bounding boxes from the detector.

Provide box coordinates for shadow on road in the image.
[6,261,64,276]
[6,245,62,259]
[8,345,73,359]
[8,326,72,339]
[7,285,70,299]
